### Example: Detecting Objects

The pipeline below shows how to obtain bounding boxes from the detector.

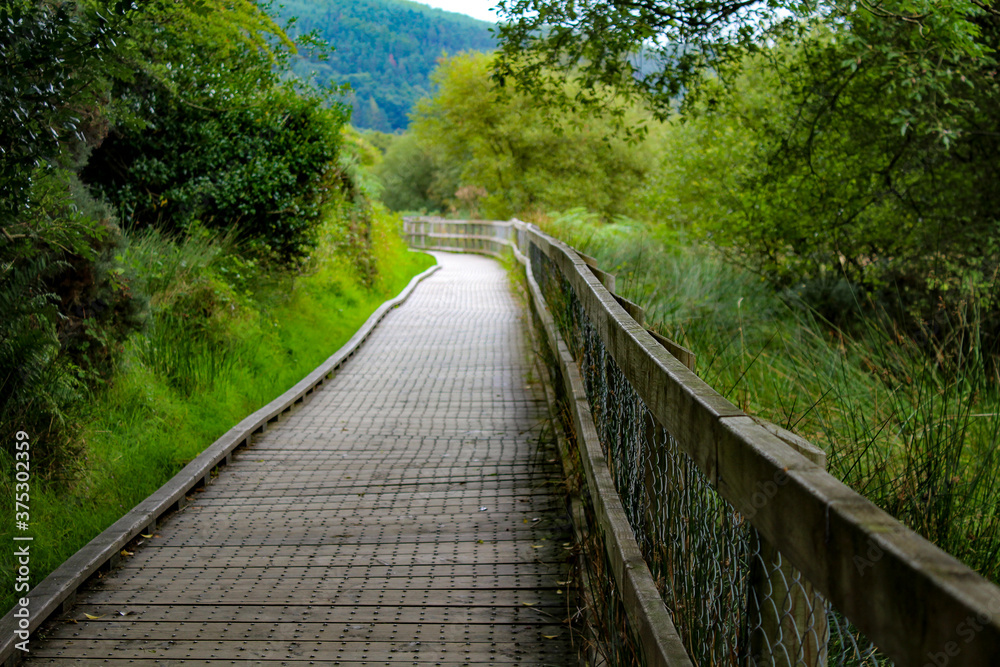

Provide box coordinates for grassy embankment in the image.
[0,209,433,613]
[537,209,1000,583]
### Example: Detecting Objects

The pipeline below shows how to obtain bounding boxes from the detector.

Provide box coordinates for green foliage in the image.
[0,251,80,466]
[497,0,1000,341]
[375,132,440,213]
[76,0,351,263]
[635,40,1000,338]
[542,211,1000,582]
[0,170,145,470]
[84,87,348,261]
[0,0,359,477]
[0,0,137,223]
[275,0,495,131]
[494,0,789,130]
[395,52,656,220]
[495,0,996,130]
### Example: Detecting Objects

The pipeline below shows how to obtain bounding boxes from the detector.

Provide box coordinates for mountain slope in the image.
[278,0,495,131]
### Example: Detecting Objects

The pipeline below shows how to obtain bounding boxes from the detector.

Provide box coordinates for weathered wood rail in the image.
[404,215,1000,666]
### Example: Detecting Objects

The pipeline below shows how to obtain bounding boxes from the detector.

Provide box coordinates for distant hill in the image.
[276,0,495,131]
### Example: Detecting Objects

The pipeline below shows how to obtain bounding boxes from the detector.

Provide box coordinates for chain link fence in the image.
[531,243,886,666]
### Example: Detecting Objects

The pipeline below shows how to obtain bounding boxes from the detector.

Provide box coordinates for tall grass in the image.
[538,209,1000,582]
[0,206,434,613]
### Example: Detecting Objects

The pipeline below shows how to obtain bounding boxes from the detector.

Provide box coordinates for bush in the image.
[0,170,144,471]
[83,85,349,263]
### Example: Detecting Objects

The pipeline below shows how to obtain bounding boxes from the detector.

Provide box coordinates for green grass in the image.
[538,208,1000,583]
[0,207,433,614]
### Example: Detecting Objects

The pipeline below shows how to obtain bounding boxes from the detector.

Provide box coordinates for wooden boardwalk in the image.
[25,253,576,665]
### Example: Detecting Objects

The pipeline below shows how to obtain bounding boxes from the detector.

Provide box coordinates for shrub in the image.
[83,85,349,263]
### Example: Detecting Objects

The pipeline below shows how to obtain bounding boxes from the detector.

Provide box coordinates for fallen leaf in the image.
[140,534,153,539]
[84,614,103,620]
[531,545,542,549]
[544,635,558,639]
[120,550,134,557]
[557,580,571,585]
[522,602,535,606]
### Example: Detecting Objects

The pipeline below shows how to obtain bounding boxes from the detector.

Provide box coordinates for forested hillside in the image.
[276,0,495,131]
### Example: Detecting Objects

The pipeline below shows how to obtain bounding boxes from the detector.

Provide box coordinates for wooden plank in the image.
[28,639,571,662]
[60,604,568,625]
[103,563,569,585]
[81,588,568,607]
[91,546,571,575]
[41,621,569,642]
[522,256,694,667]
[28,660,548,665]
[93,574,562,593]
[614,293,645,325]
[646,328,696,373]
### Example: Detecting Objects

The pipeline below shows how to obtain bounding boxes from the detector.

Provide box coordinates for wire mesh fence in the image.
[529,242,887,666]
[531,289,648,666]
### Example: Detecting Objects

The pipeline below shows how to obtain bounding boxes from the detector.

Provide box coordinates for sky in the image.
[412,0,500,23]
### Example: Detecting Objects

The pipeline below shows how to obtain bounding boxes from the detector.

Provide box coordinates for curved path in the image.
[26,252,576,665]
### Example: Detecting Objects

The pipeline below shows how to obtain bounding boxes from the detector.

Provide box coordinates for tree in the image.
[80,0,350,262]
[1,0,147,465]
[0,0,138,224]
[495,1,996,131]
[0,0,351,467]
[376,132,441,213]
[278,0,495,131]
[497,0,1000,335]
[408,52,655,220]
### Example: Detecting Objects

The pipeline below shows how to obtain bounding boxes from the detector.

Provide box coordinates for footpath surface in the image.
[25,252,576,665]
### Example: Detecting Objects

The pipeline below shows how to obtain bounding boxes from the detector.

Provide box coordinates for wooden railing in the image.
[405,215,1000,666]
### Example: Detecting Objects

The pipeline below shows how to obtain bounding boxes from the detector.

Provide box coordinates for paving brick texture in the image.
[25,252,577,666]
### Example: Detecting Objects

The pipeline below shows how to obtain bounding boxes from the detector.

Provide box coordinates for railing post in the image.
[747,421,830,666]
